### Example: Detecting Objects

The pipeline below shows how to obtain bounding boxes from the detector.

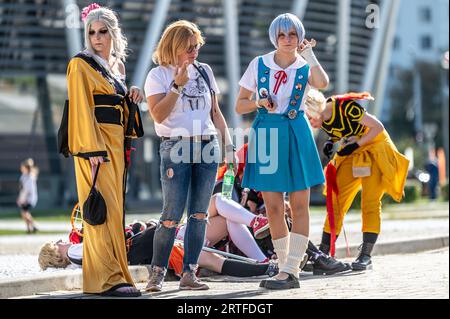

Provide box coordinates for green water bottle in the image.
[221,163,235,200]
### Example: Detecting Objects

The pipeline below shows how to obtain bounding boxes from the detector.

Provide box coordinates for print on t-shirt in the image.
[180,71,209,112]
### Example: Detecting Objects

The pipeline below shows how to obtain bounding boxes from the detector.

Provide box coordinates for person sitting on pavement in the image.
[38,220,278,281]
[176,211,269,264]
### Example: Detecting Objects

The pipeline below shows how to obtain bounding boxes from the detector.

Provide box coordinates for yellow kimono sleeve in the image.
[67,58,108,159]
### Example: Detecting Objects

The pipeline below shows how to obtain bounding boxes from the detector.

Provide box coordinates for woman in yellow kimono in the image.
[66,4,144,297]
[305,89,409,271]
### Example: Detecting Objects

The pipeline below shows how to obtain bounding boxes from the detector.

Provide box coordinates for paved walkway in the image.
[15,248,449,299]
[1,202,448,299]
[1,202,448,255]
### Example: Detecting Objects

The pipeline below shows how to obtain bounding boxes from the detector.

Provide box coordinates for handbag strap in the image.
[92,163,101,188]
[192,61,215,120]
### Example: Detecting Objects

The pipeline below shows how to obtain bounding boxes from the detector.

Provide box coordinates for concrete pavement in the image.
[13,248,449,299]
[0,202,448,299]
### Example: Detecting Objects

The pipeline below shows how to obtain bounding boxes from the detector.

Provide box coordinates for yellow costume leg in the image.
[74,125,134,294]
[360,163,385,234]
[324,158,361,236]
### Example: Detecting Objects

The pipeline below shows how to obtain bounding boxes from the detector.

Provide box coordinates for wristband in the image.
[171,82,183,95]
[301,46,320,67]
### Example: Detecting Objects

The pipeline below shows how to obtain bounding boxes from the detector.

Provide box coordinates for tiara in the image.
[81,3,101,22]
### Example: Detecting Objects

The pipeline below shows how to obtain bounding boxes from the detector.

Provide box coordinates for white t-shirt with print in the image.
[67,243,82,268]
[144,63,219,137]
[239,51,312,114]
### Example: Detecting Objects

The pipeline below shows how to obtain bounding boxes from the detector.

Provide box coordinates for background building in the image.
[382,0,449,176]
[2,0,444,210]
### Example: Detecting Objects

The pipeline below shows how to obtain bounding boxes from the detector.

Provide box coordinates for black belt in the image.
[160,135,216,142]
[94,94,123,106]
[94,94,124,126]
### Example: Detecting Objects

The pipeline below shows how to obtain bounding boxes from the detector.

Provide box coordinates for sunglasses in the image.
[89,29,108,36]
[187,43,202,54]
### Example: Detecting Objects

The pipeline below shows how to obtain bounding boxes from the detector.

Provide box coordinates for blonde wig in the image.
[38,242,70,270]
[153,20,205,66]
[305,88,327,119]
[84,7,128,61]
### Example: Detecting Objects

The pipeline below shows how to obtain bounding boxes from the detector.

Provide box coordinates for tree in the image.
[388,61,444,147]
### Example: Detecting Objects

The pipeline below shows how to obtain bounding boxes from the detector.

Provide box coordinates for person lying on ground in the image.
[38,220,278,280]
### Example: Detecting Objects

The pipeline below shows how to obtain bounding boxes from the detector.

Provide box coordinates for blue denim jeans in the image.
[152,138,220,273]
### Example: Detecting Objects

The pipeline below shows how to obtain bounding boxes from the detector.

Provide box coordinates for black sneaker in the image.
[302,262,314,272]
[259,260,279,288]
[352,243,375,271]
[265,260,279,277]
[352,254,373,271]
[313,254,352,275]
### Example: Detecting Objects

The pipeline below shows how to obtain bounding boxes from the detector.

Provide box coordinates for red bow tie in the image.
[273,70,288,95]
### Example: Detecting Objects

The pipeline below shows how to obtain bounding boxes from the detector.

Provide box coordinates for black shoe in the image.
[259,280,267,288]
[352,243,375,271]
[302,262,314,272]
[100,286,142,298]
[313,254,352,275]
[352,254,373,271]
[264,260,279,277]
[264,273,300,290]
[259,260,279,288]
[319,243,330,256]
[299,253,308,270]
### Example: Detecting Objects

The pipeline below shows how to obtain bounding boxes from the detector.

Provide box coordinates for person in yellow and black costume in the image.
[65,3,144,297]
[305,89,409,271]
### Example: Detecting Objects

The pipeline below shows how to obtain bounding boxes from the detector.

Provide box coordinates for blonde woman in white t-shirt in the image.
[144,20,235,292]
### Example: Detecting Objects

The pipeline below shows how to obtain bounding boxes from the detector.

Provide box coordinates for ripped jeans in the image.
[151,138,220,273]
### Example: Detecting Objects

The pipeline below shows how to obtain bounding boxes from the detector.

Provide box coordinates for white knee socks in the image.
[272,235,290,270]
[280,233,309,278]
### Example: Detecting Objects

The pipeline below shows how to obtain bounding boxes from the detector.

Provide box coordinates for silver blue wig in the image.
[269,13,305,48]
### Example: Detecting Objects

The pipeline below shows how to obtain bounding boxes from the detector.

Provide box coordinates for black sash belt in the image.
[94,94,124,126]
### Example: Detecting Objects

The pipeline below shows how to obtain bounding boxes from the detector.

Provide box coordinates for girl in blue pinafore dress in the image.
[236,13,330,290]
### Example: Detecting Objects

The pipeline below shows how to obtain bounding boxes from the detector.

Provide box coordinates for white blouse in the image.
[239,51,312,114]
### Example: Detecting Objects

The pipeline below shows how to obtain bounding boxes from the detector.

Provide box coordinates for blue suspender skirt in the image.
[242,58,325,193]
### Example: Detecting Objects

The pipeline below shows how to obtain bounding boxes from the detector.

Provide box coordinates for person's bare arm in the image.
[147,61,189,124]
[235,87,275,115]
[299,39,329,90]
[147,92,179,124]
[356,113,384,147]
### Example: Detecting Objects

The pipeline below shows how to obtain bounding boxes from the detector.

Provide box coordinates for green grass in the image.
[0,209,70,221]
[0,229,66,236]
[0,200,446,223]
